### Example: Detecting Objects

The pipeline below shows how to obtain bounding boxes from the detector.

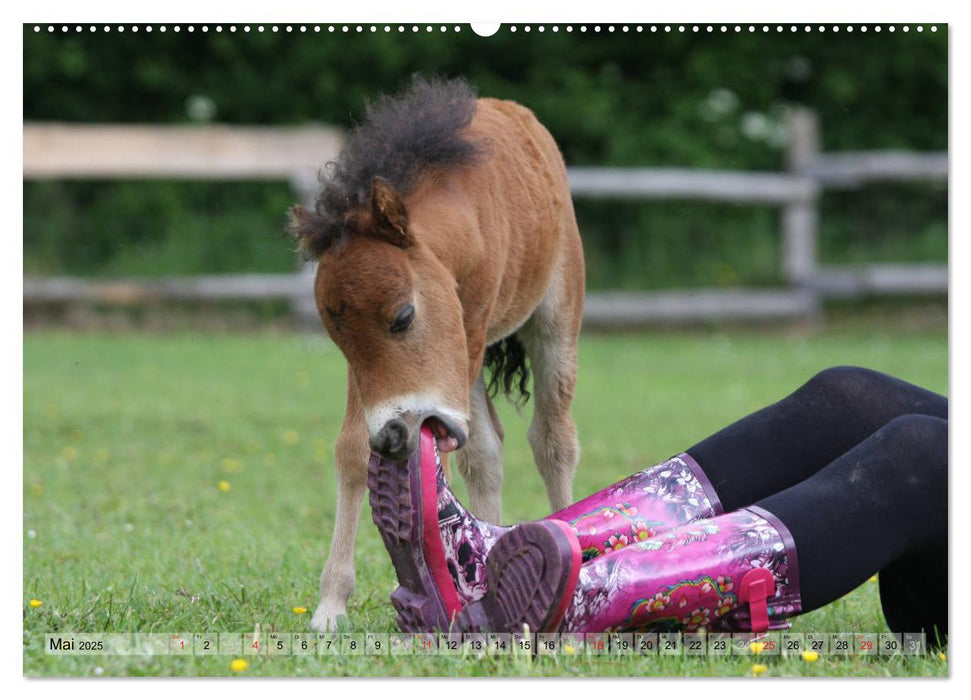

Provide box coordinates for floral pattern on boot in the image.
[559,508,801,633]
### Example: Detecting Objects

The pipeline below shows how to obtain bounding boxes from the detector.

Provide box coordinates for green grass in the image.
[23,325,948,677]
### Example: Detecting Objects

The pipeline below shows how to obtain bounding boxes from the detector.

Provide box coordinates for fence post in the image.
[783,109,821,298]
[290,172,323,330]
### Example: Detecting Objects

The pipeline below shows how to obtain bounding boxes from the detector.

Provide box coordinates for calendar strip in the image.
[41,631,927,657]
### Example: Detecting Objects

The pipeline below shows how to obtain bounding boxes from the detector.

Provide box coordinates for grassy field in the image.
[23,323,948,677]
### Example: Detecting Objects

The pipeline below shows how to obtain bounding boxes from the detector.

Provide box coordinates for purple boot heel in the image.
[454,520,582,634]
[367,426,462,632]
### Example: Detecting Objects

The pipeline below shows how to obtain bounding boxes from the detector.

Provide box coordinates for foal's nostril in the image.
[372,419,410,459]
[385,420,407,452]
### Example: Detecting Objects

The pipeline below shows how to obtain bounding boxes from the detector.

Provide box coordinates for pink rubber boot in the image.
[367,424,723,631]
[455,506,801,635]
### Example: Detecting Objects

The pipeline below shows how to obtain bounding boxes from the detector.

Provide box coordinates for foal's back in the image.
[413,96,581,343]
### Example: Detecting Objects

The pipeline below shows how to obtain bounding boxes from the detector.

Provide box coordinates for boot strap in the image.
[739,568,775,634]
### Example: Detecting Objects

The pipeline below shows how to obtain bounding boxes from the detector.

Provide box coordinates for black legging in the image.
[687,367,947,645]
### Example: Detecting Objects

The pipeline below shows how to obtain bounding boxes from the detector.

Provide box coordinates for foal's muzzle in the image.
[370,419,412,461]
[369,412,468,462]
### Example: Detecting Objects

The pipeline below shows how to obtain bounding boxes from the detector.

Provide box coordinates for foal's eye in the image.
[390,304,415,334]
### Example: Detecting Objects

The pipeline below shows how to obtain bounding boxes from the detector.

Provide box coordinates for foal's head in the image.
[288,76,485,460]
[290,178,470,460]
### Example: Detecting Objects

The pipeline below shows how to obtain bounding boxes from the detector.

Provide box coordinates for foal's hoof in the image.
[310,602,346,633]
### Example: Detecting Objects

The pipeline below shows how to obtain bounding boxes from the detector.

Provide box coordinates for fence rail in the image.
[22,112,947,327]
[566,167,818,203]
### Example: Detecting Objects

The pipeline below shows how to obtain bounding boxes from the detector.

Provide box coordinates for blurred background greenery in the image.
[23,25,947,290]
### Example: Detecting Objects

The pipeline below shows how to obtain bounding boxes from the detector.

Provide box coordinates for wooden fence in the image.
[22,111,947,328]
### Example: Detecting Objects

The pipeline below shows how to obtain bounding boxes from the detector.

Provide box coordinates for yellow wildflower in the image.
[229,658,248,672]
[29,599,43,608]
[749,640,766,654]
[751,663,768,676]
[938,652,947,661]
[563,644,577,655]
[292,606,308,615]
[221,458,242,473]
[61,446,78,461]
[802,650,819,662]
[869,575,878,583]
[283,429,299,446]
[218,480,232,493]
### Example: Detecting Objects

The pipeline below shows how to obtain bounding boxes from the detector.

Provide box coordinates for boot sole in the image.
[455,520,581,634]
[367,428,462,632]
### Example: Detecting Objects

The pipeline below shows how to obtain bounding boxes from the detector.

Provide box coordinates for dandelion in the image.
[221,458,242,473]
[283,429,300,446]
[751,663,768,676]
[749,640,766,654]
[563,644,577,655]
[938,652,947,661]
[869,575,878,583]
[29,599,43,608]
[29,482,43,495]
[802,650,819,662]
[61,446,78,461]
[218,480,232,493]
[229,658,248,672]
[292,606,308,614]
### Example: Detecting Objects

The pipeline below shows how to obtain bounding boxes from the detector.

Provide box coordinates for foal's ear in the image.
[287,205,333,260]
[371,177,413,248]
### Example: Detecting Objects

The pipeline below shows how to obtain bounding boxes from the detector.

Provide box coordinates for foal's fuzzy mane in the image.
[294,76,485,259]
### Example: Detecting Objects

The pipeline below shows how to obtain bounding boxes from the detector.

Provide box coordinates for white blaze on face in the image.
[364,392,468,445]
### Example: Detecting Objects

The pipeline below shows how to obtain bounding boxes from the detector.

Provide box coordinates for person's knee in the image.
[804,366,888,398]
[879,414,947,455]
[874,415,948,492]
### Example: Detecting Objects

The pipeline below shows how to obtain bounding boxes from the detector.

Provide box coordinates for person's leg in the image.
[456,414,947,642]
[690,366,947,511]
[756,413,947,644]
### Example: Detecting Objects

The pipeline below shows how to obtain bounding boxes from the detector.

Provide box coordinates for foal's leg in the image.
[310,375,370,632]
[519,281,582,512]
[455,371,505,523]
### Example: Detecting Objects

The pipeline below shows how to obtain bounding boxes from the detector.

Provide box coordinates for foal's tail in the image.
[483,334,531,409]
